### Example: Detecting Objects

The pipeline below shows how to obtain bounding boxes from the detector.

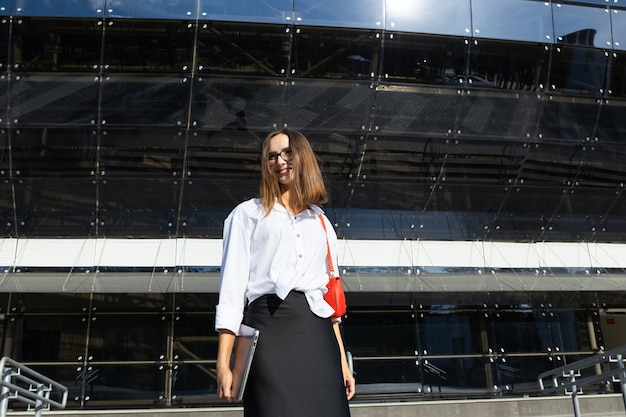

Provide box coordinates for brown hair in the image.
[259,128,328,215]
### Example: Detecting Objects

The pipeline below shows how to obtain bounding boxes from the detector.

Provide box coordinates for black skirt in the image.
[243,291,351,417]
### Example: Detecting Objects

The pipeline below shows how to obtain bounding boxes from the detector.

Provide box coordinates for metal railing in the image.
[0,357,68,417]
[538,345,626,417]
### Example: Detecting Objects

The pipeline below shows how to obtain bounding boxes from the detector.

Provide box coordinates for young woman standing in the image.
[215,128,355,416]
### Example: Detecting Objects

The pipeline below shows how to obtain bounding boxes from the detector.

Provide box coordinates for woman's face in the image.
[267,133,294,190]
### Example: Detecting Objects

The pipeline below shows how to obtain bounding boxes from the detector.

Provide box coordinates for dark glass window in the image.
[9,76,99,125]
[103,20,194,72]
[12,18,102,72]
[6,314,88,361]
[88,313,167,361]
[293,27,379,80]
[549,46,607,96]
[469,40,549,91]
[383,33,468,85]
[608,51,626,98]
[613,9,626,52]
[82,364,165,405]
[196,22,289,77]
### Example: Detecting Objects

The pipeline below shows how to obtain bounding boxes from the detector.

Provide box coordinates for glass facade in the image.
[1,0,626,410]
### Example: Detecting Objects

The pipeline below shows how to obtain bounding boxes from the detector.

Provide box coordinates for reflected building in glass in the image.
[1,0,626,409]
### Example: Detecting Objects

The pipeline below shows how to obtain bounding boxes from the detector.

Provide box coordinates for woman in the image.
[215,128,355,416]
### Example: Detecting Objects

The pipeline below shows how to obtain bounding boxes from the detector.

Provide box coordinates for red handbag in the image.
[318,214,347,318]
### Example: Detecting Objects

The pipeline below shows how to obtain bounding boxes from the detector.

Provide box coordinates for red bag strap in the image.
[318,214,336,277]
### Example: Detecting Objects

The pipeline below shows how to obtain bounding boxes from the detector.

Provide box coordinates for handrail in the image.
[0,357,68,417]
[538,345,626,417]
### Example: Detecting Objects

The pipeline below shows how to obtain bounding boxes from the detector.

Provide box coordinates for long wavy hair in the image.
[259,128,328,215]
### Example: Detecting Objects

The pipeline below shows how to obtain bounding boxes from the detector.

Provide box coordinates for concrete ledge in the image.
[8,394,626,417]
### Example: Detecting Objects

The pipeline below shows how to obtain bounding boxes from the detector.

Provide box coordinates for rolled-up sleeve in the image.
[215,209,251,334]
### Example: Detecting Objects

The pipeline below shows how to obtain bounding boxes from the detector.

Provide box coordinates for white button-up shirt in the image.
[215,198,338,334]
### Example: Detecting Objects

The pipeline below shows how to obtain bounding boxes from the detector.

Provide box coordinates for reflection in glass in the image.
[105,0,197,20]
[469,40,549,91]
[294,0,383,29]
[608,51,625,98]
[9,75,99,125]
[100,75,190,126]
[471,0,552,43]
[199,0,291,24]
[171,363,217,404]
[12,0,104,18]
[383,34,467,84]
[385,0,470,36]
[613,10,626,52]
[552,3,612,49]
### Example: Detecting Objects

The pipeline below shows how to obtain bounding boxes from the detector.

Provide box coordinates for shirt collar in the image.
[272,201,324,217]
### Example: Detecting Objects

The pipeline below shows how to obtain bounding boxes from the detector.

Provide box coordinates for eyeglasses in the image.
[268,149,293,164]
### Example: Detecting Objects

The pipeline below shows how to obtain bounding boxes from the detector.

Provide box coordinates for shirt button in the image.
[297,234,301,237]
[298,254,303,258]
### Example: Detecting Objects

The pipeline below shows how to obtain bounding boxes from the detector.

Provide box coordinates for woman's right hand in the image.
[216,329,237,402]
[217,365,234,402]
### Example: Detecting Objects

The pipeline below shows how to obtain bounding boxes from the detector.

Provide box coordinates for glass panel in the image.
[10,128,96,175]
[9,293,91,312]
[90,293,168,312]
[191,76,283,130]
[613,10,626,51]
[88,313,167,361]
[105,0,197,20]
[385,0,470,37]
[103,19,194,72]
[342,310,416,357]
[607,51,625,98]
[538,98,599,139]
[294,0,383,29]
[5,313,87,361]
[493,355,554,391]
[14,178,96,237]
[12,18,102,71]
[172,363,217,404]
[284,80,375,132]
[174,313,218,360]
[196,22,289,77]
[471,0,553,43]
[97,178,181,237]
[0,17,8,68]
[553,3,612,49]
[179,181,255,237]
[421,357,487,392]
[293,27,379,80]
[420,312,484,355]
[383,33,468,85]
[469,40,550,91]
[12,0,105,18]
[29,365,82,409]
[99,128,184,178]
[199,0,292,24]
[82,364,165,405]
[351,358,420,388]
[10,76,99,125]
[549,46,607,96]
[100,75,190,126]
[0,0,9,16]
